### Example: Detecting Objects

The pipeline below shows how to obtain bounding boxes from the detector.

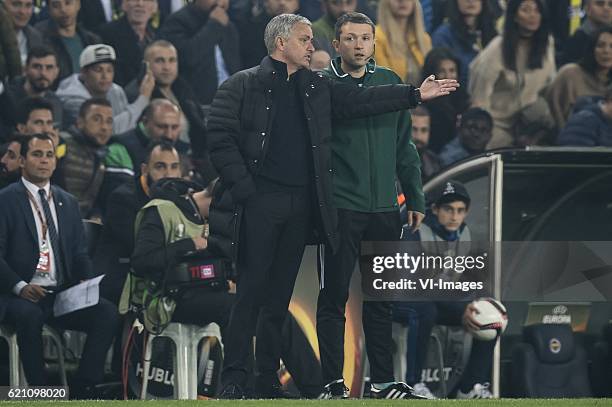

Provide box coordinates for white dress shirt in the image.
[12,177,59,295]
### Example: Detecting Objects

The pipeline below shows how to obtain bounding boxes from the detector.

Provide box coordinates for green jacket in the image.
[323,57,425,214]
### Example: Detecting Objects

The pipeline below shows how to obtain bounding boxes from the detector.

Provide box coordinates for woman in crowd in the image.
[375,0,432,85]
[469,0,556,148]
[421,47,471,153]
[547,27,612,129]
[432,0,497,85]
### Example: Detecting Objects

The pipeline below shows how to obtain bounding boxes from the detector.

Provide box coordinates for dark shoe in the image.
[318,379,349,399]
[218,383,246,399]
[370,382,430,399]
[256,383,299,399]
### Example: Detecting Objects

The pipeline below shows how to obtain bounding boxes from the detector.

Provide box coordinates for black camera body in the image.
[166,250,229,293]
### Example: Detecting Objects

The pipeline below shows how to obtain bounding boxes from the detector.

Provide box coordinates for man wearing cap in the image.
[394,180,496,399]
[56,43,155,134]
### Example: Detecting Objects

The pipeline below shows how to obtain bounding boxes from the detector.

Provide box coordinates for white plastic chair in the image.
[140,322,223,399]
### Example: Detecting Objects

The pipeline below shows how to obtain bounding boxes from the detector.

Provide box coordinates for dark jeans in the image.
[393,301,495,391]
[317,209,401,385]
[3,294,120,386]
[221,186,312,388]
[172,288,235,333]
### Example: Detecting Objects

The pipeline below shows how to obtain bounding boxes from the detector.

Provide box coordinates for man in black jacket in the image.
[157,0,241,105]
[207,13,457,399]
[97,0,157,86]
[35,0,100,83]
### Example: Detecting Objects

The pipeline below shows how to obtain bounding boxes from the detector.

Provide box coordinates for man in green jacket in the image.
[317,12,432,399]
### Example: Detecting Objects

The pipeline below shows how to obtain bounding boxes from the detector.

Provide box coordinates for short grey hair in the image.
[264,14,311,54]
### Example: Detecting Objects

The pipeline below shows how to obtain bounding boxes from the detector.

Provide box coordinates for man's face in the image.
[17,109,55,135]
[279,23,315,71]
[146,45,178,87]
[333,22,375,71]
[263,0,299,16]
[25,55,59,93]
[77,104,113,146]
[19,138,56,184]
[48,0,80,30]
[144,107,182,143]
[4,0,34,30]
[122,0,158,26]
[432,200,468,232]
[587,0,612,26]
[82,63,114,96]
[324,0,357,20]
[1,141,22,174]
[142,147,181,184]
[459,117,492,152]
[411,114,430,150]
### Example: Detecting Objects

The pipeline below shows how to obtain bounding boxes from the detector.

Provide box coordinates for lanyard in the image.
[25,188,53,243]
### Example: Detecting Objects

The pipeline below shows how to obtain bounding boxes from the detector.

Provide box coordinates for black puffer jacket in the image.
[207,56,422,260]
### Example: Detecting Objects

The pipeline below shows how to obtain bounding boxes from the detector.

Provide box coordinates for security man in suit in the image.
[0,133,119,397]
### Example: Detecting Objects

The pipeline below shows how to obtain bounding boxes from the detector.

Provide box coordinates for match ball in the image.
[469,298,508,341]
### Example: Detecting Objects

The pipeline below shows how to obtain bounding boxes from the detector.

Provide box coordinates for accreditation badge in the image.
[36,240,51,276]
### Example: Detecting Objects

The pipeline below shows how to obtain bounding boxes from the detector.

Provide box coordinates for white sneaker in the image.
[456,382,493,399]
[412,382,436,399]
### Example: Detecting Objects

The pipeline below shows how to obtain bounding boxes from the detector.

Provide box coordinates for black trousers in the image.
[222,187,312,388]
[393,301,495,391]
[317,209,401,385]
[3,294,120,386]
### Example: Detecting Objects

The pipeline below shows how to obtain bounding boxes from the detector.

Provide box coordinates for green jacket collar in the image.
[329,56,377,79]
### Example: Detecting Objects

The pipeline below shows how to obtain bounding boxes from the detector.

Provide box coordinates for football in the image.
[468,298,508,341]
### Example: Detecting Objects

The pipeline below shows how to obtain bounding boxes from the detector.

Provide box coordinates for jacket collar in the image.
[329,56,377,79]
[256,56,312,89]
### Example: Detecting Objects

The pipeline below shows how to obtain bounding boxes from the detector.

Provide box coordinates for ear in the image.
[332,39,340,53]
[431,204,439,215]
[76,116,84,131]
[16,123,26,135]
[19,155,25,170]
[140,162,147,176]
[275,36,285,52]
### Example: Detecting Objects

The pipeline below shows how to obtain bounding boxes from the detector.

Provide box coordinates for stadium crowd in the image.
[0,0,610,401]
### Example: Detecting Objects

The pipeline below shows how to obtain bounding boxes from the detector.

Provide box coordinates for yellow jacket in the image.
[375,25,431,84]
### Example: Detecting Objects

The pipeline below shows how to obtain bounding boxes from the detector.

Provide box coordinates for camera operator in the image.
[130,177,234,331]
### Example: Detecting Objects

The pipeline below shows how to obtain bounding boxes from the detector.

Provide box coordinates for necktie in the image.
[38,189,64,280]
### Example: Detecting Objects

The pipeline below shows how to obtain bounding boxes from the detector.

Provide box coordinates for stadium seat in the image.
[0,324,25,386]
[0,324,68,387]
[512,323,592,397]
[139,322,223,400]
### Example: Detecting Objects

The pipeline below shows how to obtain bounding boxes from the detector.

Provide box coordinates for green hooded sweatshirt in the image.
[322,57,425,214]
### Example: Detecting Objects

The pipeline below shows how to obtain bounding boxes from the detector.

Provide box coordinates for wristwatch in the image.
[413,87,423,105]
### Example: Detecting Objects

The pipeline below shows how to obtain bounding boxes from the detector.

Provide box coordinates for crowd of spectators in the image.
[2,0,611,191]
[0,0,611,397]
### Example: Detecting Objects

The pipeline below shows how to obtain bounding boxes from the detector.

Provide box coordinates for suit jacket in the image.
[78,0,121,33]
[0,181,92,321]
